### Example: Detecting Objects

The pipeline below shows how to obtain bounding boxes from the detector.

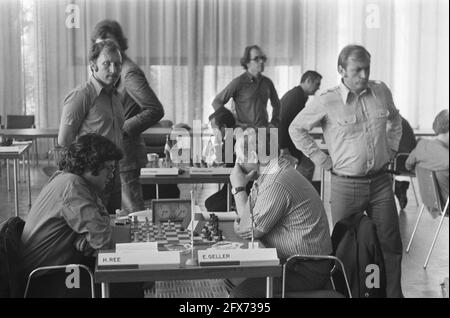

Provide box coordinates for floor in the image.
[0,161,448,298]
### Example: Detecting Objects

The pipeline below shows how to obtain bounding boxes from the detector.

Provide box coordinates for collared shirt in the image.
[289,80,402,176]
[406,138,449,202]
[212,72,281,128]
[279,85,308,161]
[58,76,125,150]
[21,171,111,274]
[248,158,332,259]
[117,56,164,171]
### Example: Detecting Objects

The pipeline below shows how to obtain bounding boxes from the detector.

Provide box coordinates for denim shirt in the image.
[289,80,402,176]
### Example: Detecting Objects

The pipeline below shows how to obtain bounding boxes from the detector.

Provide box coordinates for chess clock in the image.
[151,199,191,223]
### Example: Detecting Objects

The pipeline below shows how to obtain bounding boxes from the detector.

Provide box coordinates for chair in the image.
[281,255,352,298]
[24,264,95,298]
[406,166,449,269]
[392,152,419,206]
[0,216,26,298]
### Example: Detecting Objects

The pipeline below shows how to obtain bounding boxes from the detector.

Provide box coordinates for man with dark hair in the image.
[228,130,332,297]
[279,70,322,181]
[212,45,280,128]
[91,19,165,213]
[58,39,124,214]
[289,44,404,297]
[406,109,449,205]
[21,134,122,297]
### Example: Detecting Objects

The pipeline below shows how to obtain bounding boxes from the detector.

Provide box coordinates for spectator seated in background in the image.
[204,107,240,212]
[228,130,332,297]
[394,116,417,210]
[406,109,449,212]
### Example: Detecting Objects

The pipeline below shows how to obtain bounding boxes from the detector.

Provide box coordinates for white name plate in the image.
[116,242,158,252]
[198,248,279,266]
[0,146,20,153]
[141,168,179,176]
[98,251,180,267]
[189,167,232,175]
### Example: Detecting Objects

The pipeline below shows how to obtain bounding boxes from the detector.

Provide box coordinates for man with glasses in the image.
[212,45,281,128]
[58,39,125,214]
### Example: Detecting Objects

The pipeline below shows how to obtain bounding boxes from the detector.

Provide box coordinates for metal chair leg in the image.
[410,177,419,206]
[406,204,425,252]
[423,199,449,269]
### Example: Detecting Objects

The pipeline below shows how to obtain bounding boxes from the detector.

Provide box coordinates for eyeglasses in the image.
[250,55,267,63]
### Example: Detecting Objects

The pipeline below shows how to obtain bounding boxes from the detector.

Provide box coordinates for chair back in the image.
[281,254,352,298]
[6,115,35,129]
[24,264,95,298]
[416,166,442,212]
[0,217,26,298]
[143,120,173,155]
[393,152,414,176]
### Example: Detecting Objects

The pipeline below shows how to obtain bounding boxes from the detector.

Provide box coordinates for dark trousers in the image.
[330,173,403,298]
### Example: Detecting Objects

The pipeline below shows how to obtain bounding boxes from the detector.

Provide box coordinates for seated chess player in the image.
[406,109,449,208]
[21,134,142,297]
[228,130,333,298]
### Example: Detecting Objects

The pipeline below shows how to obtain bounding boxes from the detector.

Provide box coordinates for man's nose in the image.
[360,69,369,79]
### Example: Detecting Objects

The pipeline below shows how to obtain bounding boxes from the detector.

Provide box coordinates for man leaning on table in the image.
[289,44,404,298]
[228,130,332,298]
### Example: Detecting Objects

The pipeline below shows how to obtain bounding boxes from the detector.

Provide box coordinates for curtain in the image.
[0,0,448,136]
[0,0,24,121]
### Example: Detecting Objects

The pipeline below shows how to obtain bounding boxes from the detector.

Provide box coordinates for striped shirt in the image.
[249,158,332,259]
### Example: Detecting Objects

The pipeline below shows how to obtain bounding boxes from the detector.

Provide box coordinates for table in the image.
[0,143,32,216]
[0,128,59,165]
[140,169,232,210]
[95,221,281,298]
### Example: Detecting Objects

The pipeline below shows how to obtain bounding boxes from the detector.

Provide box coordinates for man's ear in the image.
[338,65,346,77]
[90,62,98,72]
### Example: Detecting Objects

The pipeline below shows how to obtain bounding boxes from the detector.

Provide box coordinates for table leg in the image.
[101,283,110,298]
[265,276,274,298]
[6,159,10,191]
[13,159,19,217]
[27,149,31,206]
[320,168,325,201]
[34,140,39,166]
[156,184,159,199]
[227,184,231,211]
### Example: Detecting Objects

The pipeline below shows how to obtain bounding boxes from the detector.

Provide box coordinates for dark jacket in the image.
[0,217,25,298]
[331,213,387,298]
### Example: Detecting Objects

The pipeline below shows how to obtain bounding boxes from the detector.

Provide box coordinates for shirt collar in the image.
[338,79,371,104]
[89,75,118,96]
[254,157,290,185]
[245,71,262,83]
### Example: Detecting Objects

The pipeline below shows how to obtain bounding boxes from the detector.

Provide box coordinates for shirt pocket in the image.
[336,114,359,140]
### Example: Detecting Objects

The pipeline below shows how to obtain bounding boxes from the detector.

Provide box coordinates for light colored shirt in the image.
[289,80,402,176]
[58,76,125,150]
[406,138,449,202]
[212,72,281,128]
[21,171,111,274]
[248,158,332,259]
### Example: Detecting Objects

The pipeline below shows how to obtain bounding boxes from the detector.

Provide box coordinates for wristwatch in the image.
[231,186,245,195]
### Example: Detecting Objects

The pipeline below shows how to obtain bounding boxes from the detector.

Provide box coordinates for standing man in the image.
[279,70,322,181]
[212,45,281,128]
[58,39,124,214]
[91,20,165,213]
[289,44,403,298]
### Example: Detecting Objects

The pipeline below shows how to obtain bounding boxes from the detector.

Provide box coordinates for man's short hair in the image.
[91,19,128,52]
[240,45,263,70]
[58,134,123,176]
[88,39,121,63]
[432,109,449,134]
[300,70,322,83]
[209,107,236,128]
[337,44,371,69]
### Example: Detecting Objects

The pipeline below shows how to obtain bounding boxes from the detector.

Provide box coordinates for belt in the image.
[331,169,388,179]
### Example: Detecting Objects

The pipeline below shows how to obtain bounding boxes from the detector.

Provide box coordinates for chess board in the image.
[130,221,223,247]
